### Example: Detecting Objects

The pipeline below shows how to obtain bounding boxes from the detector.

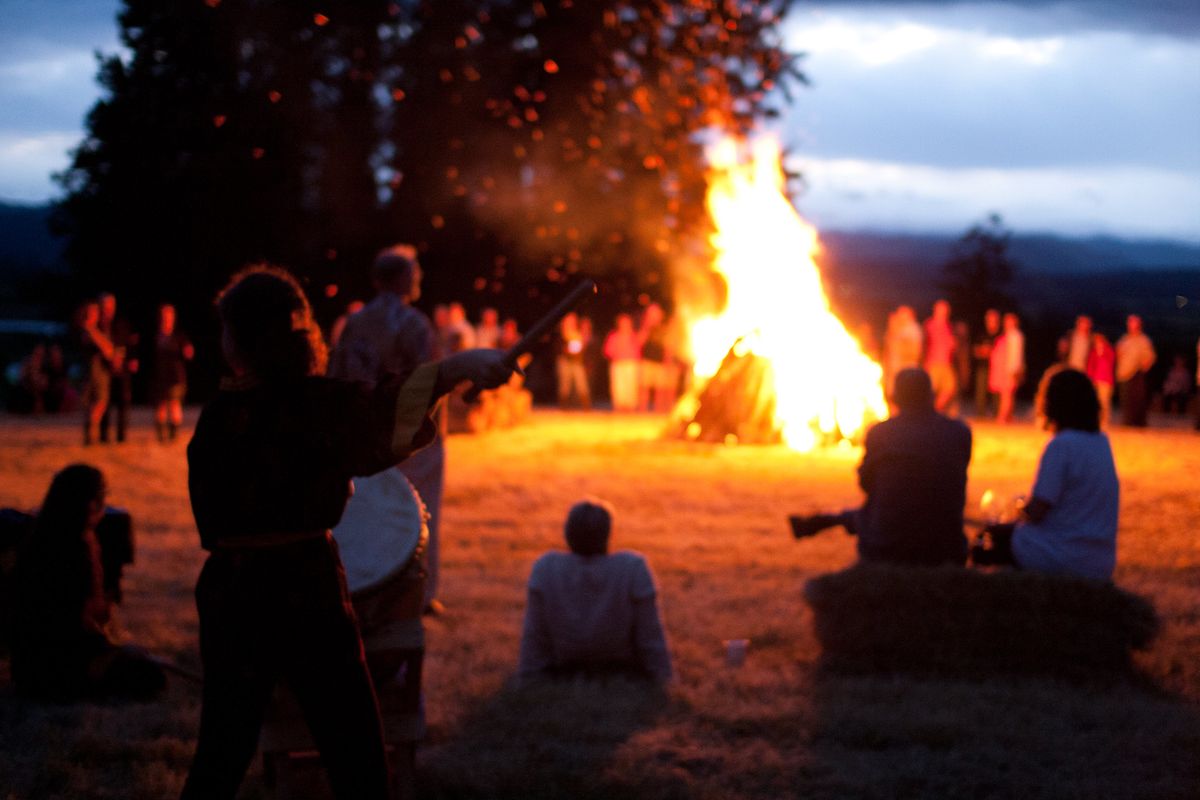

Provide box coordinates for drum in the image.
[333,466,427,595]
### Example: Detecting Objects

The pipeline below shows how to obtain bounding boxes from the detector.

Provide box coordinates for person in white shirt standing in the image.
[989,312,1025,423]
[518,499,672,683]
[1061,314,1092,370]
[1115,314,1156,427]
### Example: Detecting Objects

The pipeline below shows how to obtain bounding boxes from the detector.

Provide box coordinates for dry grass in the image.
[1,408,1198,799]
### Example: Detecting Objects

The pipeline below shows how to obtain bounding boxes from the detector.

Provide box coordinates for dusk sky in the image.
[1,0,1198,242]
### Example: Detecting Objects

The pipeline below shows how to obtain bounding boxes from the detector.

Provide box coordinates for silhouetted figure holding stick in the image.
[181,266,512,800]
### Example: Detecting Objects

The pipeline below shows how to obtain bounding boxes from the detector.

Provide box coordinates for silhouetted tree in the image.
[54,1,804,336]
[380,0,804,312]
[940,213,1018,326]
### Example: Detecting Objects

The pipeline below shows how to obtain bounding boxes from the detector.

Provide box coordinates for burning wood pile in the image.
[668,138,887,450]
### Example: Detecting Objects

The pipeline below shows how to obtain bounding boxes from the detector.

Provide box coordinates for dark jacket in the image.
[187,370,437,550]
[857,408,972,565]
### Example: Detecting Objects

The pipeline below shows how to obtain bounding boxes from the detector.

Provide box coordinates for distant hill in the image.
[816,228,1200,326]
[0,201,64,277]
[818,229,1200,284]
[2,200,1197,332]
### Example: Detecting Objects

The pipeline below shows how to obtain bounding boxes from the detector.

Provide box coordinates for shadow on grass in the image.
[0,664,196,800]
[802,564,1200,799]
[417,675,687,800]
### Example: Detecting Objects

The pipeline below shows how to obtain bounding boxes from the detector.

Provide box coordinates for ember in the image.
[670,138,887,450]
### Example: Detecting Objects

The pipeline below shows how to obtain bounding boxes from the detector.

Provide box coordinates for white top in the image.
[1115,332,1155,381]
[1013,430,1119,581]
[518,550,672,681]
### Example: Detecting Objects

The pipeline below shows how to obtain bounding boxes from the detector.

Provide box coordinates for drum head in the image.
[333,467,426,594]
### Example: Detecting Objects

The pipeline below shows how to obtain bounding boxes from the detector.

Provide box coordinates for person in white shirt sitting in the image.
[974,368,1120,581]
[518,499,672,683]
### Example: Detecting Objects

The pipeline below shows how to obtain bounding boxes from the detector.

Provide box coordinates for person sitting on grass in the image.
[518,499,672,683]
[974,368,1119,581]
[10,464,165,702]
[788,367,973,566]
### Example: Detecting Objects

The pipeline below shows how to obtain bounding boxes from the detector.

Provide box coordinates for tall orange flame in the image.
[677,138,887,450]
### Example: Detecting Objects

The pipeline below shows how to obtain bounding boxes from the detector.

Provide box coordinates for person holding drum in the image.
[329,243,449,616]
[181,265,512,800]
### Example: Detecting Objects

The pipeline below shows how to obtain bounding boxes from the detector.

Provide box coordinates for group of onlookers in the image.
[76,294,194,444]
[434,302,521,355]
[554,303,688,413]
[880,302,1027,422]
[874,299,1195,429]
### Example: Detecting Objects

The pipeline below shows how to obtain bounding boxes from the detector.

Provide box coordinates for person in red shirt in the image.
[1086,333,1116,427]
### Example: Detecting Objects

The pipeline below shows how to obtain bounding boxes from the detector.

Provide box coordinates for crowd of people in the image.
[553,302,689,413]
[790,364,1120,582]
[872,299,1197,430]
[1,246,1196,799]
[9,294,196,444]
[8,286,1198,438]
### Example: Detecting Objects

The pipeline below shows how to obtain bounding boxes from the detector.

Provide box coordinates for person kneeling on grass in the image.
[788,367,973,566]
[518,499,672,683]
[973,368,1119,581]
[10,464,166,702]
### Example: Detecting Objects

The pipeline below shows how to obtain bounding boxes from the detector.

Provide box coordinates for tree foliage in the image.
[54,0,804,329]
[939,213,1018,326]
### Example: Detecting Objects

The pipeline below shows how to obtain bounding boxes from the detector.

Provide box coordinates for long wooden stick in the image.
[464,278,597,402]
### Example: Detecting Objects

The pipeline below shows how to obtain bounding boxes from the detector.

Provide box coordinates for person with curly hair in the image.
[180,265,512,800]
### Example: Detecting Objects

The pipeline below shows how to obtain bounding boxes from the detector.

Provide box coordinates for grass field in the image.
[1,408,1198,799]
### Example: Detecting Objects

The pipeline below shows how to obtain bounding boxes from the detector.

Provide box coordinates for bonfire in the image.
[669,138,888,451]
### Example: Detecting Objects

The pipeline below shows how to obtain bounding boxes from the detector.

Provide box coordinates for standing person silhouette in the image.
[97,292,137,443]
[148,303,194,442]
[991,312,1025,423]
[1115,314,1156,427]
[78,300,114,446]
[181,265,511,799]
[328,244,449,615]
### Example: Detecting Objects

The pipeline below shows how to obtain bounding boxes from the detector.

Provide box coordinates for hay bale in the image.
[804,564,1158,680]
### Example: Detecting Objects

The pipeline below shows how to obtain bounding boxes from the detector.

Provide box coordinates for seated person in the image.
[518,499,672,683]
[10,464,165,701]
[975,369,1119,581]
[789,368,972,566]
